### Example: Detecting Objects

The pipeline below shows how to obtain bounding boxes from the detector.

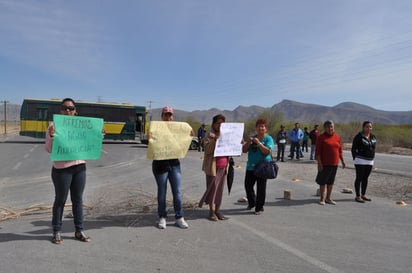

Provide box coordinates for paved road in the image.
[0,134,411,273]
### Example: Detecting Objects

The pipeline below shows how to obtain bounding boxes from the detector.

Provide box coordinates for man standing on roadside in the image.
[288,122,304,160]
[309,124,320,160]
[276,125,287,162]
[197,123,206,152]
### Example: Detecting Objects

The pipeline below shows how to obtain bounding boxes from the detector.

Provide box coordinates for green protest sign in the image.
[51,114,104,161]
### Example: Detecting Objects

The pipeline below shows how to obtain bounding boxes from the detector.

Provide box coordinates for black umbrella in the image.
[227,157,235,195]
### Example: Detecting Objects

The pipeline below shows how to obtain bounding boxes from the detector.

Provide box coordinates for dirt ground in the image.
[0,124,19,134]
[278,159,411,203]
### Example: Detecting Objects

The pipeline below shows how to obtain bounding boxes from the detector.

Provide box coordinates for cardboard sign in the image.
[214,123,244,157]
[147,121,193,160]
[51,114,104,161]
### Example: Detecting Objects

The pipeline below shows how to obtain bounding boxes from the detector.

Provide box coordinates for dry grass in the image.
[0,124,19,134]
[89,187,198,218]
[0,188,198,223]
[0,204,93,222]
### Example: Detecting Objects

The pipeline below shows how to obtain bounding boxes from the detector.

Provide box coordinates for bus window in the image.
[38,108,48,120]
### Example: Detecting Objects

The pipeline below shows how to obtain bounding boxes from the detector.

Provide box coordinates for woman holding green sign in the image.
[45,98,91,244]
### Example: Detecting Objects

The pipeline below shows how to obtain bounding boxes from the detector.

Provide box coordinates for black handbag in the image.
[254,155,279,179]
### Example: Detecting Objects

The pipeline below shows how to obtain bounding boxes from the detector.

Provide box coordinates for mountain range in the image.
[151,100,412,125]
[2,100,411,125]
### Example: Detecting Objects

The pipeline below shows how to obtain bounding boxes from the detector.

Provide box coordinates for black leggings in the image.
[244,170,267,212]
[354,164,372,196]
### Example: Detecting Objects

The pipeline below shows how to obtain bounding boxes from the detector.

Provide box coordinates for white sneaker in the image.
[157,217,166,229]
[175,217,189,229]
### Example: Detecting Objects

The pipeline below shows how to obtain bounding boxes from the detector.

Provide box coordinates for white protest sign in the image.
[214,122,244,157]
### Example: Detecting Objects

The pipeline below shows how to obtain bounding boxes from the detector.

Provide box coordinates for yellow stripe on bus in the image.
[20,120,49,132]
[21,120,126,134]
[104,123,125,134]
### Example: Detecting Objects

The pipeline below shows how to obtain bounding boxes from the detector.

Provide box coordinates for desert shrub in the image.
[244,110,284,139]
[339,123,412,150]
[192,115,412,151]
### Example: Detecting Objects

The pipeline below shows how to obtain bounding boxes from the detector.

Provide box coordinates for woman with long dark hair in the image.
[351,121,376,203]
[45,98,91,244]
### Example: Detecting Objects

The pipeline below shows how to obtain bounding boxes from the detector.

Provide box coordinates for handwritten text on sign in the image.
[51,114,104,161]
[147,121,193,160]
[214,123,244,157]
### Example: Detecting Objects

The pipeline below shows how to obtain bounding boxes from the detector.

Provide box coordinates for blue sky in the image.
[1,0,412,111]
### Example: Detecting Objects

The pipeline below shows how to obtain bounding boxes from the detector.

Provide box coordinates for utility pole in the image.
[146,100,154,121]
[0,100,9,134]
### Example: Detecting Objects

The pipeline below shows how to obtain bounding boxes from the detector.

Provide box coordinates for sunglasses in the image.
[163,112,173,116]
[61,106,76,111]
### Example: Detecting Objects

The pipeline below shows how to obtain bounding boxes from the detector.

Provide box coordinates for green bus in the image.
[20,98,148,142]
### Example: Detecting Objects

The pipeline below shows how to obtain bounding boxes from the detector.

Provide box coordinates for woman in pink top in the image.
[45,98,90,244]
[199,114,229,221]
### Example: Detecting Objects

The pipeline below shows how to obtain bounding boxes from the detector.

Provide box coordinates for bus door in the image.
[136,113,143,133]
[36,106,48,138]
[136,112,147,143]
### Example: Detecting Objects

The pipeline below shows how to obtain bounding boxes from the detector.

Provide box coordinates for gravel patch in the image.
[276,158,411,203]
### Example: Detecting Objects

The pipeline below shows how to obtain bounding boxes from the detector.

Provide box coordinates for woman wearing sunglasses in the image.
[45,98,91,244]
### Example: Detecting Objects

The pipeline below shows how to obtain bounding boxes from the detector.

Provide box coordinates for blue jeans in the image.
[310,144,316,160]
[153,164,184,219]
[290,141,301,159]
[51,164,86,232]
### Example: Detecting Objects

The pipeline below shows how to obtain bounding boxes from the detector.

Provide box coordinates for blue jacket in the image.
[288,128,304,142]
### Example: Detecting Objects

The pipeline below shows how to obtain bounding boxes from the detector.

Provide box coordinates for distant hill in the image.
[151,100,412,125]
[270,100,412,124]
[3,100,412,125]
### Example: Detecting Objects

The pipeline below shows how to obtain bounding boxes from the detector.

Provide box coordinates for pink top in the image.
[44,123,86,169]
[215,156,229,169]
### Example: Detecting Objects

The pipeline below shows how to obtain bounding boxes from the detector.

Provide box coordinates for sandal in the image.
[215,211,226,220]
[52,232,63,244]
[355,197,365,203]
[74,231,91,242]
[209,211,218,222]
[361,196,372,202]
[325,199,337,205]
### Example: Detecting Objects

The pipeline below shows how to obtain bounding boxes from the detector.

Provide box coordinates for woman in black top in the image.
[351,121,377,203]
